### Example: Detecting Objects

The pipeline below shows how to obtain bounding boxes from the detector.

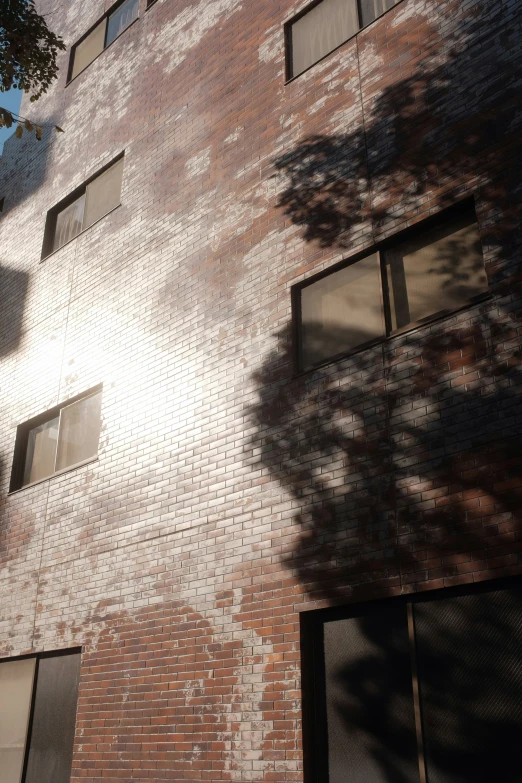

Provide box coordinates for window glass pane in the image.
[24,653,81,783]
[0,658,36,783]
[55,392,102,472]
[360,0,401,27]
[300,253,384,369]
[23,416,60,486]
[106,0,139,46]
[53,194,86,252]
[290,0,359,77]
[70,21,106,80]
[414,588,522,783]
[385,215,488,332]
[83,158,124,230]
[323,610,418,783]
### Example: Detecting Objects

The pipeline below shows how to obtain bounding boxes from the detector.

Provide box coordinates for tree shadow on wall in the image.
[249,2,522,780]
[0,121,58,360]
[326,589,522,783]
[0,265,29,357]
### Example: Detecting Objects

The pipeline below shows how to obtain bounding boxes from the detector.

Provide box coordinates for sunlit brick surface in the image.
[0,0,521,780]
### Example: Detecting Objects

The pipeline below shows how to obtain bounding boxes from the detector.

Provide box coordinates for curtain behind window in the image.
[360,0,401,27]
[53,195,85,252]
[106,0,139,46]
[291,0,359,77]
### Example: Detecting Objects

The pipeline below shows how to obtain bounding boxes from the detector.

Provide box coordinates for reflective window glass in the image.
[55,392,103,473]
[384,216,487,332]
[296,207,488,369]
[15,390,102,490]
[300,253,384,369]
[0,658,36,783]
[53,195,85,252]
[46,157,123,257]
[23,416,60,486]
[24,654,81,783]
[70,21,106,80]
[84,158,124,229]
[106,0,139,46]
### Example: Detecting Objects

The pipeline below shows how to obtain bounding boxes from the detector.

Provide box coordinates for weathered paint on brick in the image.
[0,0,521,780]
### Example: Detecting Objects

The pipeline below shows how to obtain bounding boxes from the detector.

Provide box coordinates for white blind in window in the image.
[70,21,106,80]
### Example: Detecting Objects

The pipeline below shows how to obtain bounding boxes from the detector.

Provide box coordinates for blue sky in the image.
[0,88,23,154]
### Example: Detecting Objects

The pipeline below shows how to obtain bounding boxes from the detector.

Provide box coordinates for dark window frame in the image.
[9,384,103,493]
[0,647,82,783]
[301,574,522,783]
[284,0,406,81]
[66,0,140,84]
[41,152,124,260]
[292,198,490,373]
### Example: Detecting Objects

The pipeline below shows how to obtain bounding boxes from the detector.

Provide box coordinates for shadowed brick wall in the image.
[0,0,521,780]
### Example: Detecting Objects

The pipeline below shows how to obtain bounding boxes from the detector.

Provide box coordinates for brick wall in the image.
[0,0,521,779]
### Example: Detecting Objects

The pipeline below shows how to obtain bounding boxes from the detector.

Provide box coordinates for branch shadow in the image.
[249,3,522,779]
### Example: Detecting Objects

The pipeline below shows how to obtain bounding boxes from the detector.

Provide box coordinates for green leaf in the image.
[15,124,23,139]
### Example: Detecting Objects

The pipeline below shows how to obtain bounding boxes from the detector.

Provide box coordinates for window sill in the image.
[295,292,493,377]
[8,456,99,495]
[40,203,121,262]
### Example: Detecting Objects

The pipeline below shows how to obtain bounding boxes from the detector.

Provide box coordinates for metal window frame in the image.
[0,648,82,783]
[67,0,140,84]
[9,385,103,493]
[41,153,124,260]
[293,198,485,373]
[284,0,407,82]
[300,574,522,783]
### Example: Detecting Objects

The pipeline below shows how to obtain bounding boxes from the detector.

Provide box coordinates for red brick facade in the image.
[0,0,521,780]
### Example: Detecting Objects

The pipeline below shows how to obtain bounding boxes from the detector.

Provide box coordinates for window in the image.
[69,0,139,81]
[0,197,4,213]
[0,650,81,783]
[295,203,488,370]
[286,0,402,78]
[10,388,102,491]
[301,581,522,783]
[42,156,124,257]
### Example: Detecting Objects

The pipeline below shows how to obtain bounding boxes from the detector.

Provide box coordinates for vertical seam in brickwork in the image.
[57,238,80,401]
[382,339,402,593]
[30,480,51,650]
[355,33,376,245]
